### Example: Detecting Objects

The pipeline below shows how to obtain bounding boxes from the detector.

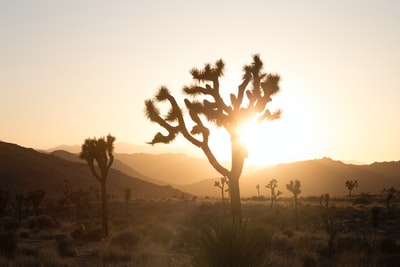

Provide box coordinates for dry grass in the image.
[0,195,399,266]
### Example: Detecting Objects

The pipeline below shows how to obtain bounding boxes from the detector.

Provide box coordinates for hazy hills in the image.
[2,141,400,199]
[219,158,400,197]
[0,141,184,199]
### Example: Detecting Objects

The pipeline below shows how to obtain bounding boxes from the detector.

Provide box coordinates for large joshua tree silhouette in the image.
[145,55,281,221]
[80,134,115,236]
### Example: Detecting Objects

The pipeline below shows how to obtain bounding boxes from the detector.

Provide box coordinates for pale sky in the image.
[1,0,399,165]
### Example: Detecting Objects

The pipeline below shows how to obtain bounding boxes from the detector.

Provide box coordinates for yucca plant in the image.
[194,219,270,267]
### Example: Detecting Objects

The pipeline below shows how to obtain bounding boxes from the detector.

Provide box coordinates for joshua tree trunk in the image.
[294,194,299,231]
[228,175,242,221]
[100,180,108,236]
[228,136,245,222]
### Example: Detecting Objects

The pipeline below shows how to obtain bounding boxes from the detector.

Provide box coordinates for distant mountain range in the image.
[0,141,184,199]
[2,141,399,198]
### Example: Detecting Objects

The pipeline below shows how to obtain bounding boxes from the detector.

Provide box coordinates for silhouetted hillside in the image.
[181,157,400,197]
[242,157,400,197]
[115,153,222,185]
[0,141,185,199]
[51,150,167,185]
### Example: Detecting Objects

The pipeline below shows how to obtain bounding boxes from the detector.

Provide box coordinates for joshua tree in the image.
[27,190,46,216]
[265,179,282,209]
[69,189,91,219]
[320,193,336,255]
[145,55,281,221]
[80,134,115,236]
[256,184,260,198]
[0,190,10,218]
[15,194,24,222]
[383,187,398,213]
[286,180,301,230]
[345,179,358,197]
[214,176,228,201]
[124,187,132,216]
[55,179,72,208]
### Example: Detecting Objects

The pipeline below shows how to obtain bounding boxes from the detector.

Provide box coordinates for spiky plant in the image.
[286,180,301,230]
[320,193,336,256]
[145,55,281,222]
[80,134,115,236]
[194,219,271,267]
[214,177,228,201]
[345,179,358,197]
[265,179,282,209]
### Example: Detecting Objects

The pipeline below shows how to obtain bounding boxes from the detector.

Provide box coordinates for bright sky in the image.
[1,0,399,166]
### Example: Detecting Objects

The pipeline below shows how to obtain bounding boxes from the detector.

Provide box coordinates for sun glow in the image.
[238,119,282,166]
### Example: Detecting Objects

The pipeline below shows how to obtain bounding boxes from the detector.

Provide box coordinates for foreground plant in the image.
[194,219,271,267]
[145,55,281,221]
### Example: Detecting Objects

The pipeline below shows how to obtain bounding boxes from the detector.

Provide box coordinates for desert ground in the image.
[1,192,400,267]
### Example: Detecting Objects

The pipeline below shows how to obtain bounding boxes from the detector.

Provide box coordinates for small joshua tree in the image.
[145,55,281,222]
[286,180,301,230]
[27,190,46,216]
[0,190,10,218]
[214,176,227,201]
[345,179,358,197]
[383,187,398,213]
[265,179,282,209]
[15,194,24,222]
[124,187,132,216]
[80,134,115,236]
[256,184,260,198]
[320,193,336,255]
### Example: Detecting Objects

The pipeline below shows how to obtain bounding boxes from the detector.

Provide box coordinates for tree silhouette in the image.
[0,190,10,218]
[145,55,281,221]
[345,179,358,197]
[383,187,397,213]
[265,179,282,209]
[27,190,46,216]
[256,184,260,198]
[214,176,227,202]
[286,180,301,230]
[80,134,115,236]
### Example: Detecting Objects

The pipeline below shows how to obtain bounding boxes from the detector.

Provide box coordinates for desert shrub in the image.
[352,194,372,205]
[55,234,77,257]
[99,246,132,265]
[149,224,174,245]
[1,217,19,232]
[171,225,198,249]
[109,229,141,251]
[194,219,271,267]
[13,255,40,267]
[271,234,292,251]
[380,237,400,253]
[0,230,17,258]
[18,243,39,257]
[82,225,104,242]
[0,255,8,267]
[39,248,71,267]
[25,215,57,232]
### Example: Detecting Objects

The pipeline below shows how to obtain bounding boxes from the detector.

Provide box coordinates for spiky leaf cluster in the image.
[79,134,115,181]
[286,180,301,196]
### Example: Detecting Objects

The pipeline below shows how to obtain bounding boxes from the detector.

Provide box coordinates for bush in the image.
[109,229,141,251]
[194,219,271,267]
[149,224,174,245]
[25,215,57,232]
[0,230,17,258]
[39,248,71,267]
[55,234,77,257]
